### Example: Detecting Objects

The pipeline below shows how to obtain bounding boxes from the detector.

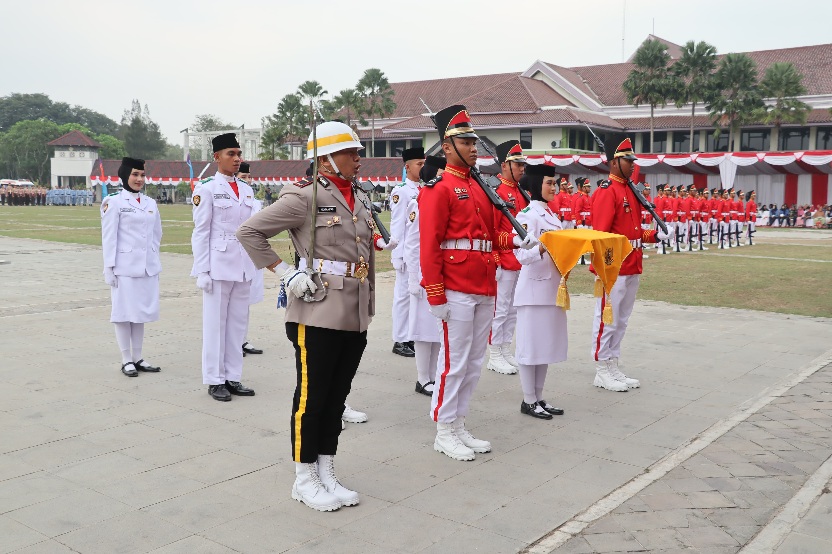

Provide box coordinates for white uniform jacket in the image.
[101,189,162,277]
[191,172,257,282]
[388,178,419,267]
[513,201,563,307]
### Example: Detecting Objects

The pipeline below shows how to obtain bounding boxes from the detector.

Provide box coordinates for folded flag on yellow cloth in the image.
[538,229,633,323]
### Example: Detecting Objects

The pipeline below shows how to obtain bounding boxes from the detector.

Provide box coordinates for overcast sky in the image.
[4,0,831,144]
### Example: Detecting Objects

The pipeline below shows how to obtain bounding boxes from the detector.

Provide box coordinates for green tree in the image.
[297,80,328,105]
[356,68,396,156]
[161,142,184,161]
[331,88,363,128]
[0,93,118,135]
[259,122,286,160]
[192,114,236,132]
[623,39,680,153]
[757,62,811,146]
[119,100,166,159]
[0,119,61,183]
[708,53,764,151]
[673,40,718,152]
[94,134,127,159]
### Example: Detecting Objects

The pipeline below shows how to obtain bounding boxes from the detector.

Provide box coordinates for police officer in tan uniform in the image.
[237,121,394,512]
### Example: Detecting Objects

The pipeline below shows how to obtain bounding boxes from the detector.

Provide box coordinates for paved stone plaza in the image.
[1,236,831,553]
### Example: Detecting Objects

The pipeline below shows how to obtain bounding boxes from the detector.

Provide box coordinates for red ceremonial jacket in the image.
[590,174,659,276]
[678,197,692,223]
[718,199,731,222]
[494,175,528,271]
[641,193,653,224]
[708,198,719,219]
[733,199,745,222]
[555,191,573,221]
[745,200,757,222]
[667,197,680,222]
[572,191,592,226]
[690,198,703,221]
[419,164,499,305]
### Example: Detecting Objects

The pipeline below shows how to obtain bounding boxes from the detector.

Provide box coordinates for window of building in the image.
[519,129,533,149]
[778,128,809,151]
[409,139,423,149]
[672,131,691,153]
[651,131,667,154]
[706,131,729,152]
[818,127,832,150]
[740,129,770,152]
[389,140,406,158]
[370,141,387,157]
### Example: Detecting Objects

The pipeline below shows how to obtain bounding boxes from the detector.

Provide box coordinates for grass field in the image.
[1,206,830,318]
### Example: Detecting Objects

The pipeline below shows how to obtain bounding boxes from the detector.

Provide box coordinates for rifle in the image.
[419,98,527,240]
[303,101,327,303]
[354,178,391,243]
[580,123,669,235]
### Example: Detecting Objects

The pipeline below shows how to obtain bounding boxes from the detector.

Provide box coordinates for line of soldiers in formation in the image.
[0,185,96,206]
[99,113,668,515]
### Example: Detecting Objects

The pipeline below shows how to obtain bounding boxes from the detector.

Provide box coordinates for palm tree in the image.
[331,88,363,128]
[622,39,680,153]
[356,68,396,156]
[297,80,328,103]
[757,62,811,149]
[673,40,718,152]
[708,53,764,151]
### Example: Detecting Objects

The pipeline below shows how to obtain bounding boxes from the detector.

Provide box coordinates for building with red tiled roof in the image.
[47,130,103,149]
[347,37,832,159]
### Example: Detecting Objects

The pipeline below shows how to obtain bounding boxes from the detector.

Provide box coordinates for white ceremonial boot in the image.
[501,343,519,368]
[593,360,628,392]
[610,358,640,389]
[317,455,359,507]
[434,422,475,461]
[487,344,517,375]
[292,462,342,512]
[342,404,367,423]
[453,417,491,453]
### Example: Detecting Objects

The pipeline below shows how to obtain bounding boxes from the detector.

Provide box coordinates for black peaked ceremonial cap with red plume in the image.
[435,105,478,139]
[604,133,637,162]
[496,140,526,164]
[425,155,447,170]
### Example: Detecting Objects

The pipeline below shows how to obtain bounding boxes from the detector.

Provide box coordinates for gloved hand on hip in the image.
[275,262,317,298]
[196,272,213,293]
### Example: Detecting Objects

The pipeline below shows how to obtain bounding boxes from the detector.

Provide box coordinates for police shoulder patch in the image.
[193,195,201,206]
[408,211,416,222]
[425,175,443,188]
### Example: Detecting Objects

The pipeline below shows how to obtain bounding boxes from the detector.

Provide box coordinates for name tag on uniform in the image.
[318,206,336,213]
[214,193,231,200]
[454,187,469,200]
[120,207,136,213]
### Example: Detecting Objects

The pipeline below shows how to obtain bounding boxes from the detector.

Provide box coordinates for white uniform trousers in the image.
[202,279,252,385]
[490,269,519,346]
[392,263,410,343]
[591,274,640,362]
[430,290,493,424]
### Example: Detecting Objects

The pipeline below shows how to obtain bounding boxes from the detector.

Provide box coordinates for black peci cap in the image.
[238,162,250,173]
[212,133,241,152]
[402,147,425,163]
[524,164,557,178]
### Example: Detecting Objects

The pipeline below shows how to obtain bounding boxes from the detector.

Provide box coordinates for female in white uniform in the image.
[513,164,566,419]
[405,156,446,396]
[101,157,163,377]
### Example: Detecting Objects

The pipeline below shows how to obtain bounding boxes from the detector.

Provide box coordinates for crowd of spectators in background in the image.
[759,204,832,228]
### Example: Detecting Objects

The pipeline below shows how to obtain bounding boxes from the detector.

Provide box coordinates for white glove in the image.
[279,265,317,299]
[376,237,399,250]
[513,234,540,250]
[196,272,213,293]
[495,267,503,281]
[104,267,118,288]
[656,226,672,241]
[429,303,451,321]
[408,273,422,296]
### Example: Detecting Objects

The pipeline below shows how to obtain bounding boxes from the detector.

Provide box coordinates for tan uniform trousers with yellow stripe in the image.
[286,322,367,463]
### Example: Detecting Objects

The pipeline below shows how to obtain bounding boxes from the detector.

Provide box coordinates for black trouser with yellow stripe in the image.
[286,322,367,463]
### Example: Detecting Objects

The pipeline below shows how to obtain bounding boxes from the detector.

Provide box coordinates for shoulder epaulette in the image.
[199,177,211,184]
[521,206,531,213]
[294,177,313,188]
[425,175,442,188]
[107,192,118,197]
[599,181,611,189]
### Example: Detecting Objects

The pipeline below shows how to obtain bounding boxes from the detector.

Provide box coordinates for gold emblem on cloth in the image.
[604,248,614,266]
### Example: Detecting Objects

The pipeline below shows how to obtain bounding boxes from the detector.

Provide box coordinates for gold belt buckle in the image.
[354,256,369,283]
